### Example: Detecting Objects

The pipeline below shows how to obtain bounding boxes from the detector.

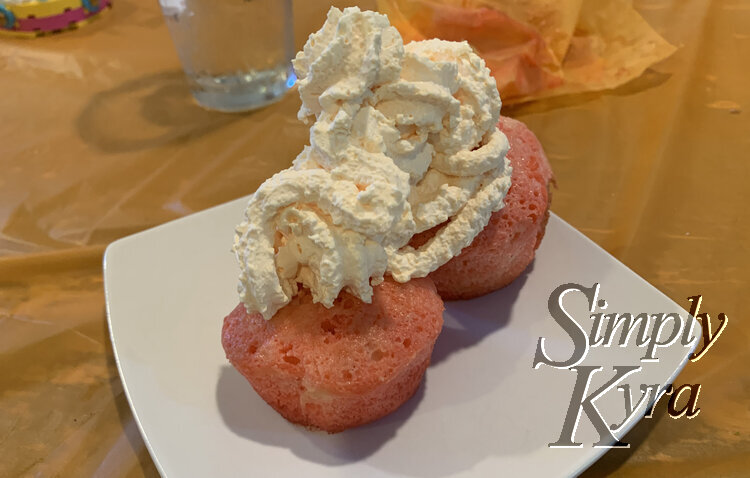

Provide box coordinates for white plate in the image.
[104,197,699,478]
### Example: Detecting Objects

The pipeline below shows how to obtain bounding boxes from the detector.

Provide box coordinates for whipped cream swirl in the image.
[234,7,511,319]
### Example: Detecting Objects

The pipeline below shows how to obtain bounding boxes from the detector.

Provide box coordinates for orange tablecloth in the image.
[1,0,748,476]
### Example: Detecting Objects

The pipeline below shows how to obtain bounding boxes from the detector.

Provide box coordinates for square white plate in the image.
[104,197,699,478]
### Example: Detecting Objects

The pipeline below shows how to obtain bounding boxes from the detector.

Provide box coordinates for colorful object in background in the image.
[377,0,677,104]
[0,0,111,37]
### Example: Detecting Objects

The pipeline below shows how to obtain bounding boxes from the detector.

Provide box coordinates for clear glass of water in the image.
[159,0,295,112]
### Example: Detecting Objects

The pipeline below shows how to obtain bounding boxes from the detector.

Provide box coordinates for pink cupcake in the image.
[222,277,444,433]
[411,116,553,300]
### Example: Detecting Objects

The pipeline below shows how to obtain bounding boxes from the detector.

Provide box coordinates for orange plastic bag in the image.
[378,0,676,103]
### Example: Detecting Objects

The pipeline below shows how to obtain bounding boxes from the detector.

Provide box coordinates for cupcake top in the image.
[234,7,511,319]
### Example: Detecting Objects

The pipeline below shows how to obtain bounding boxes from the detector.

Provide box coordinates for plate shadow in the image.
[431,261,532,366]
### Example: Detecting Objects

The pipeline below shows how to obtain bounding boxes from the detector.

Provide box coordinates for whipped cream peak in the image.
[293,7,403,122]
[234,7,511,319]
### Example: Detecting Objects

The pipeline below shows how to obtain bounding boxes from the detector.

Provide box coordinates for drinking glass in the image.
[159,0,295,112]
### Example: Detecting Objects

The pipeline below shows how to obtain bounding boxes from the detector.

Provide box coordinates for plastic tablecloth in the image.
[1,0,748,476]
